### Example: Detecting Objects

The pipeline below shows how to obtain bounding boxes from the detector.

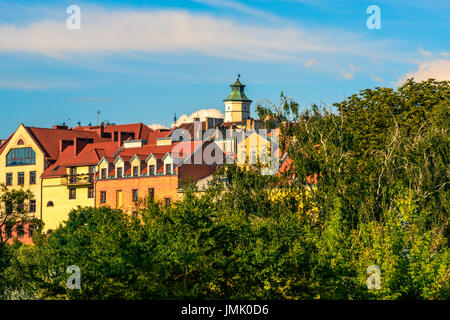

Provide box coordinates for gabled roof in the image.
[146,129,173,144]
[0,133,13,155]
[145,153,157,162]
[41,141,119,179]
[26,126,103,161]
[57,141,119,167]
[130,154,141,163]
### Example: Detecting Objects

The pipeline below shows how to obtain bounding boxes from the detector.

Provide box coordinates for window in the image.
[100,191,107,203]
[29,171,36,185]
[6,147,36,166]
[149,165,155,176]
[148,188,154,200]
[6,173,12,186]
[101,168,107,179]
[69,167,77,183]
[117,167,123,178]
[133,166,139,177]
[29,199,36,213]
[88,187,94,199]
[164,197,172,207]
[132,189,138,202]
[89,166,95,182]
[69,188,76,200]
[17,139,24,145]
[165,164,172,175]
[17,172,24,185]
[47,201,54,207]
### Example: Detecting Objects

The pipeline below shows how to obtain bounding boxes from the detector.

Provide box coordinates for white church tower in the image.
[224,75,252,123]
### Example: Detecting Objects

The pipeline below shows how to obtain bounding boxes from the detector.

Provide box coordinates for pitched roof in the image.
[41,141,119,178]
[146,129,173,144]
[26,127,103,161]
[223,78,252,102]
[116,141,203,162]
[0,133,13,155]
[102,123,153,140]
[57,141,119,167]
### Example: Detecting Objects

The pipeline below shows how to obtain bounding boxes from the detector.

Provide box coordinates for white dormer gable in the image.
[114,156,125,178]
[113,156,125,166]
[162,152,174,175]
[130,154,141,164]
[98,157,109,167]
[146,153,157,175]
[146,153,157,163]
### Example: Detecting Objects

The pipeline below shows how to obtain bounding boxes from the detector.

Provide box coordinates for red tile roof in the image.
[41,141,119,178]
[0,134,13,155]
[26,127,104,161]
[102,123,154,140]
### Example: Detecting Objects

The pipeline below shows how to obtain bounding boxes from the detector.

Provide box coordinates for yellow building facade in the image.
[0,124,46,222]
[41,165,95,230]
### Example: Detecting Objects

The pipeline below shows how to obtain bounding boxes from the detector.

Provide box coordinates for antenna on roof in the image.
[174,113,177,123]
[97,110,101,126]
[237,73,241,81]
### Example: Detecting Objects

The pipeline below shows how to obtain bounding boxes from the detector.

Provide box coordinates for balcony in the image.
[61,173,94,186]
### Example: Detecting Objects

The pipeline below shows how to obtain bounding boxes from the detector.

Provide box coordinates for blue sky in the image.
[0,0,449,137]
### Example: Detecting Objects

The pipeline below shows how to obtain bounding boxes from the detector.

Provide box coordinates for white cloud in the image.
[397,59,450,85]
[148,123,169,131]
[172,108,224,127]
[0,6,397,65]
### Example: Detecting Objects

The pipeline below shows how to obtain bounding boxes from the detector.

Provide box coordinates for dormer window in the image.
[165,164,172,175]
[133,166,139,177]
[117,167,123,178]
[149,165,155,176]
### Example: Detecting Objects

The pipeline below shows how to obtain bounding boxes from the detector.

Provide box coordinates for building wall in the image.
[0,124,45,221]
[95,175,179,212]
[42,172,95,231]
[224,101,251,122]
[236,132,271,165]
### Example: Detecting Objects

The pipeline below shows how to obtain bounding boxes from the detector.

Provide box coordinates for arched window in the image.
[6,147,36,166]
[17,139,24,145]
[47,201,54,207]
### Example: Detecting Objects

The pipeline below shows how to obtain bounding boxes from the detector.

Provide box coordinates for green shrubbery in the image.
[1,79,448,299]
